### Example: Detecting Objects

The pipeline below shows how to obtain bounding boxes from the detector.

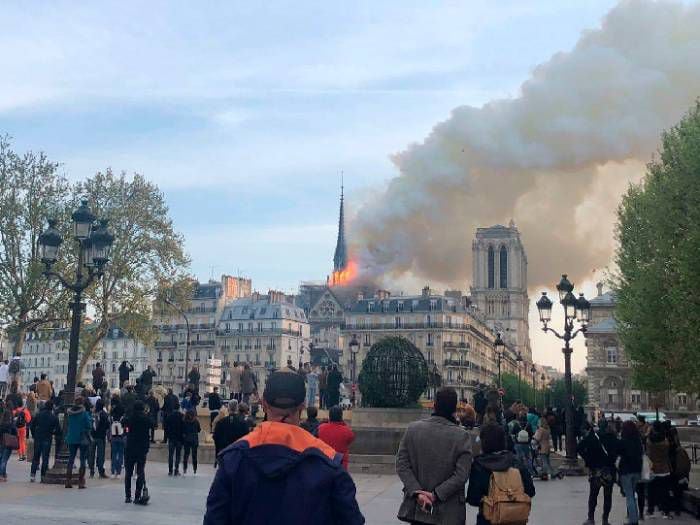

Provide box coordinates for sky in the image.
[0,1,640,372]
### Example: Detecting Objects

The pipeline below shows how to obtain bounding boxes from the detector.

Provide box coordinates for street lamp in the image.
[530,363,536,396]
[493,332,505,389]
[349,335,360,406]
[536,274,591,475]
[516,351,523,400]
[540,373,546,410]
[38,200,114,484]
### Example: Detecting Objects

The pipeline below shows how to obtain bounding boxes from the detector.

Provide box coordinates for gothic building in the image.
[470,222,532,363]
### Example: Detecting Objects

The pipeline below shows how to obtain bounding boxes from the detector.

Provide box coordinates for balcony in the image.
[190,340,215,347]
[216,328,302,337]
[443,341,468,349]
[443,359,464,367]
[340,321,466,331]
[155,341,177,348]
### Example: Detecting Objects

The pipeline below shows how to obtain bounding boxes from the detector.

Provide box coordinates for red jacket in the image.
[318,421,355,470]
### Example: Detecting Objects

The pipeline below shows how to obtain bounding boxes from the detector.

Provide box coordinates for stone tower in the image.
[470,221,532,362]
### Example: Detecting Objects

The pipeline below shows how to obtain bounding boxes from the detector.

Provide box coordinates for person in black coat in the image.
[467,422,535,525]
[325,365,343,408]
[163,409,184,476]
[29,400,60,481]
[212,403,249,462]
[145,392,160,443]
[89,399,110,478]
[122,401,151,504]
[207,387,223,432]
[118,361,134,388]
[577,421,620,525]
[182,410,201,474]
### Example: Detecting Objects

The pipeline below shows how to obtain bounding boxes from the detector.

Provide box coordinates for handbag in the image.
[2,432,19,450]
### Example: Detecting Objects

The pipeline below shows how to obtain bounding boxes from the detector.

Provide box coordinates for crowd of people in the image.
[1,355,695,523]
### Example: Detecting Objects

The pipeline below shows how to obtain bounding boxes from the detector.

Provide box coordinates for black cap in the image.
[264,371,306,409]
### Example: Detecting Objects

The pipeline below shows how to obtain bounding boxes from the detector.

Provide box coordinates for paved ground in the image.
[0,458,694,524]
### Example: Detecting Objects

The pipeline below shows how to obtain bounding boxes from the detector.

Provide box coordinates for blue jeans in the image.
[515,444,533,475]
[67,443,88,470]
[307,386,318,407]
[620,472,641,523]
[0,446,11,477]
[31,438,52,477]
[111,438,124,475]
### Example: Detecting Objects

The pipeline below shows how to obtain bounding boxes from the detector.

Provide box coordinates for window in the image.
[363,334,370,346]
[499,246,508,288]
[606,346,618,364]
[397,301,404,312]
[367,302,375,313]
[427,333,434,346]
[631,391,641,405]
[677,393,688,407]
[488,246,495,289]
[395,316,402,329]
[429,300,437,311]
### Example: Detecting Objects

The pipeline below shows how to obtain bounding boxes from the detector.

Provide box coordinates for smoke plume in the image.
[352,0,700,290]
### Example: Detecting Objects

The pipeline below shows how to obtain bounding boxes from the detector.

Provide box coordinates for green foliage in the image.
[358,336,428,408]
[614,101,700,395]
[75,170,190,373]
[0,136,71,355]
[500,372,587,410]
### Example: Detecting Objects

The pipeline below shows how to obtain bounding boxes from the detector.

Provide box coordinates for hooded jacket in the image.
[30,405,60,442]
[466,451,536,525]
[212,413,249,455]
[204,421,364,525]
[65,405,92,445]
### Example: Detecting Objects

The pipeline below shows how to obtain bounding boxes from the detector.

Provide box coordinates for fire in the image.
[331,259,359,287]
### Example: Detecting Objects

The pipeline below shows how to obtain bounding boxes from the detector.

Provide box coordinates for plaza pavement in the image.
[0,458,695,525]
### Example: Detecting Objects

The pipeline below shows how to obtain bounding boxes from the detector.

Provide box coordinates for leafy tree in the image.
[0,136,70,356]
[615,101,700,395]
[547,377,588,409]
[74,169,190,374]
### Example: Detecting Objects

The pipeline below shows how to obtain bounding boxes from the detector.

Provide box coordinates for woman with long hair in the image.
[646,421,672,518]
[182,409,200,475]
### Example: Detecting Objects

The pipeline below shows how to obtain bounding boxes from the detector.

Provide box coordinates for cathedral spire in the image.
[333,176,348,272]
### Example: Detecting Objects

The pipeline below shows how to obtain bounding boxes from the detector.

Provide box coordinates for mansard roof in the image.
[586,317,617,334]
[590,291,616,307]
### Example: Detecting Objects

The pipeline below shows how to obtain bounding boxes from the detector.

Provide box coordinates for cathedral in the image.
[469,221,532,363]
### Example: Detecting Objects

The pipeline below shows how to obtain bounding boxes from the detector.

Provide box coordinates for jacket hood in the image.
[475,450,515,472]
[67,405,85,415]
[235,421,340,478]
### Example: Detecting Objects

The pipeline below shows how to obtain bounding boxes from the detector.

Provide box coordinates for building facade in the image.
[339,287,517,402]
[217,291,310,393]
[19,324,149,391]
[152,275,251,393]
[584,283,697,417]
[470,222,532,364]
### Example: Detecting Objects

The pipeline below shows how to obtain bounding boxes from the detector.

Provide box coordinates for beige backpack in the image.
[481,468,532,524]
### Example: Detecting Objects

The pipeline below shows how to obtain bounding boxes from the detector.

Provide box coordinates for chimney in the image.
[422,285,431,298]
[356,291,364,301]
[596,282,604,297]
[376,289,390,300]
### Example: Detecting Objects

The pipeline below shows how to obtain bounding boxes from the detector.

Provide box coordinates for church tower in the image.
[470,221,532,362]
[333,184,348,273]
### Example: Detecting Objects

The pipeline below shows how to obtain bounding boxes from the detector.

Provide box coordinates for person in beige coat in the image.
[534,418,557,479]
[396,387,473,525]
[229,363,242,401]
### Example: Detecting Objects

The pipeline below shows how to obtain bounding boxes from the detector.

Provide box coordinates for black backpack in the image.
[15,410,26,428]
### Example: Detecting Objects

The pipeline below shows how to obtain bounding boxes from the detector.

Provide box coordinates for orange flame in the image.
[331,259,359,287]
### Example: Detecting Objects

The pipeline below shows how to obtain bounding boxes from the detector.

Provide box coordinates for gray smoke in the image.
[352,0,700,290]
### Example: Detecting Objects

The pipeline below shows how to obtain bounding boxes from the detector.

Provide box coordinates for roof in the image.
[590,291,616,307]
[194,281,222,300]
[347,295,469,314]
[586,317,617,334]
[221,296,307,322]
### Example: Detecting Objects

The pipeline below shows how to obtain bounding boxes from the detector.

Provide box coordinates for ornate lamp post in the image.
[349,335,360,406]
[540,373,546,409]
[493,332,505,389]
[536,274,591,475]
[530,364,536,395]
[38,201,114,483]
[516,351,523,400]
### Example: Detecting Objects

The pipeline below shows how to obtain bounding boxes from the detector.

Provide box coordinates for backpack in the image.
[14,410,27,428]
[674,447,691,479]
[481,468,532,525]
[111,419,124,437]
[516,429,530,444]
[8,359,21,374]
